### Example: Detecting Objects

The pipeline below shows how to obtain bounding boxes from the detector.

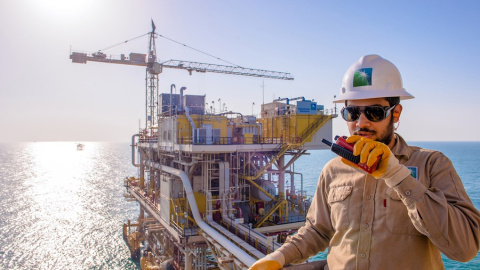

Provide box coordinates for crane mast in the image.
[146,22,159,133]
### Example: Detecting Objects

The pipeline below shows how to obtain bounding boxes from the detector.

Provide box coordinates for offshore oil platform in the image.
[70,21,335,270]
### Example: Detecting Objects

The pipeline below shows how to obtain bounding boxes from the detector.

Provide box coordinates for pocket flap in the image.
[328,186,353,203]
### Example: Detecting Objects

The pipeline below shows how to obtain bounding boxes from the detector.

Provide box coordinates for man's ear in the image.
[393,104,403,122]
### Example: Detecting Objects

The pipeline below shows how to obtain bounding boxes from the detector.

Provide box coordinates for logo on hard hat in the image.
[353,68,372,87]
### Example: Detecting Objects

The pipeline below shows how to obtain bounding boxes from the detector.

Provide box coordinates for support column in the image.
[140,150,145,190]
[185,249,193,270]
[149,167,155,196]
[278,155,285,199]
[139,208,145,234]
[278,155,286,220]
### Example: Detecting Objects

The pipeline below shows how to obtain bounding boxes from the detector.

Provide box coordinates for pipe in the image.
[132,134,140,167]
[185,107,196,143]
[160,258,173,270]
[170,84,176,116]
[290,96,305,102]
[216,111,243,118]
[174,156,201,167]
[180,86,187,112]
[145,161,257,267]
[185,107,196,130]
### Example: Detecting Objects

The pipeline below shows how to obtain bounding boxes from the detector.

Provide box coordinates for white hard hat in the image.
[334,54,414,103]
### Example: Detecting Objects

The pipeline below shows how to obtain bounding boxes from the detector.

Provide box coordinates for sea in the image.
[0,141,479,269]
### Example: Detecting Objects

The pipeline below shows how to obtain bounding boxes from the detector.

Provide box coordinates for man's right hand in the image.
[344,135,411,187]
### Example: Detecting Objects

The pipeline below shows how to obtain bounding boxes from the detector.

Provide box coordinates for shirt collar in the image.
[392,133,413,160]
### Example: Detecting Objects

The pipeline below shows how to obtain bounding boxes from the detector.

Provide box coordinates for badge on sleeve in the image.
[407,166,418,180]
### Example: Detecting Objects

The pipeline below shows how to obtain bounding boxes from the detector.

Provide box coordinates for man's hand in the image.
[342,135,411,187]
[345,135,393,178]
[249,251,285,270]
[249,259,282,270]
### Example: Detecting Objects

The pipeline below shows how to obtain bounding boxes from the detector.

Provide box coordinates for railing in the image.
[220,219,278,255]
[138,135,313,146]
[138,137,159,143]
[179,136,294,145]
[284,260,327,269]
[137,116,332,146]
[125,181,199,237]
[139,135,287,145]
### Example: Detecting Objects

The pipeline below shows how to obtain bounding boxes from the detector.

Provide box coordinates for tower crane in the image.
[70,20,294,134]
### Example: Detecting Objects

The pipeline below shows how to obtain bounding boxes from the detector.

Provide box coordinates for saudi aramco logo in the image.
[353,68,372,87]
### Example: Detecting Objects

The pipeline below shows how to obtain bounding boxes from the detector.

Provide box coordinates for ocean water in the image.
[0,141,479,269]
[0,142,140,269]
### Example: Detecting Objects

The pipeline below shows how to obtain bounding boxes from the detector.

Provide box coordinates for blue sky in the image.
[1,0,479,142]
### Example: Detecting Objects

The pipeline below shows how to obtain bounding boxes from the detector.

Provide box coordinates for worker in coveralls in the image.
[250,55,480,270]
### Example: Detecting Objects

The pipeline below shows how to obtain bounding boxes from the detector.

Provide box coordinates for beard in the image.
[353,115,395,145]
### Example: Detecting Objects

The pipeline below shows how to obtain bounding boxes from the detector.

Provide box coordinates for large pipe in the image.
[170,84,176,116]
[290,96,305,102]
[132,134,140,167]
[216,111,243,118]
[145,161,257,267]
[185,107,196,143]
[161,258,173,270]
[185,107,196,129]
[180,86,187,112]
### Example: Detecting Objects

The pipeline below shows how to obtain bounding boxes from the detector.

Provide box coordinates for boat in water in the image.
[70,21,336,270]
[77,143,84,151]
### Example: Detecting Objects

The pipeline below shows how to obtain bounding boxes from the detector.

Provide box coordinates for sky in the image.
[1,0,480,142]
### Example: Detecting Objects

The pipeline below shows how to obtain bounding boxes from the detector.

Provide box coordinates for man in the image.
[250,55,480,270]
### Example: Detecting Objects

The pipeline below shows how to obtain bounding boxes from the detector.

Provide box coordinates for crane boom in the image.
[161,60,293,80]
[70,52,148,67]
[70,52,293,80]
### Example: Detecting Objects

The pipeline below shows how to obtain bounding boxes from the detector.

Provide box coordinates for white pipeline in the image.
[145,161,257,267]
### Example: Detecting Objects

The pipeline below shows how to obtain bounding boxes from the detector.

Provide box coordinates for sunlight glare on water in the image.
[0,142,139,269]
[28,142,94,224]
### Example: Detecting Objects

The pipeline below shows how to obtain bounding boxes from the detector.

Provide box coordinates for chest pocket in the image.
[328,186,353,231]
[385,188,422,236]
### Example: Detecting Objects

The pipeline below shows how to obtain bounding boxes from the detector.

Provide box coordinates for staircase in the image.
[255,199,286,228]
[297,114,332,144]
[241,114,332,182]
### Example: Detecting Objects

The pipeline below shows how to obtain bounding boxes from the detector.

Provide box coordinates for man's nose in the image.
[356,112,371,128]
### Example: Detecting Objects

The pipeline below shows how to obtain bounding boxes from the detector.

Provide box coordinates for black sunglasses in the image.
[341,105,396,122]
